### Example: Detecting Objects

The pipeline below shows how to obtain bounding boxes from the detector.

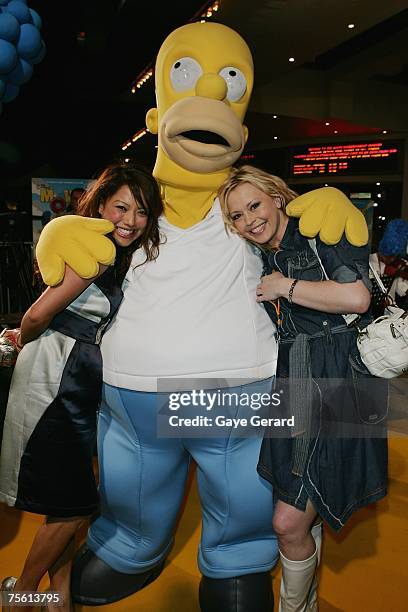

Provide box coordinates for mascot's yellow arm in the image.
[286,187,369,247]
[36,216,115,286]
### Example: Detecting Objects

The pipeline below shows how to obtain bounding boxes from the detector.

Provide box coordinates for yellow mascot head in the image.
[146,21,253,195]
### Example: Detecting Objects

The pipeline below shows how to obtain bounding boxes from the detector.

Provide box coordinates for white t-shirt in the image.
[102,199,278,391]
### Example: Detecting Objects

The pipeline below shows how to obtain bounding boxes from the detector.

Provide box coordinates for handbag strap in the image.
[307,238,360,327]
[368,260,388,295]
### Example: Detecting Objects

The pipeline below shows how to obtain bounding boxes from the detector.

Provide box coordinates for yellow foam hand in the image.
[286,187,368,247]
[36,216,116,286]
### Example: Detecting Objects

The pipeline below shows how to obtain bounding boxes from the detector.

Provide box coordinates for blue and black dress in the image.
[257,218,388,531]
[0,266,123,517]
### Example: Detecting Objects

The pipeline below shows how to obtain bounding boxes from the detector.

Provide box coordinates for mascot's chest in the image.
[101,206,277,386]
[128,207,263,296]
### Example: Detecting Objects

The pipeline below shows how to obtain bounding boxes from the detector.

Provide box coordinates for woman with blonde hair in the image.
[219,165,387,611]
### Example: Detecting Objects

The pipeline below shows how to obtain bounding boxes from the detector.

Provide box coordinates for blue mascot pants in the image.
[88,379,278,578]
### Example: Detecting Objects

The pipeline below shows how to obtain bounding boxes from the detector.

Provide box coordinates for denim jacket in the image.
[261,218,372,339]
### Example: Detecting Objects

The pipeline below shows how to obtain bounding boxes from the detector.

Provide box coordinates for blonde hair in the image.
[218,165,298,234]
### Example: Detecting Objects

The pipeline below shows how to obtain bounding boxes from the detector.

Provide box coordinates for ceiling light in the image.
[377,193,382,198]
[334,130,338,134]
[325,122,330,126]
[324,184,328,187]
[273,115,277,119]
[348,23,355,29]
[273,136,278,140]
[125,158,130,163]
[289,57,295,63]
[200,1,219,20]
[373,202,378,207]
[376,182,381,186]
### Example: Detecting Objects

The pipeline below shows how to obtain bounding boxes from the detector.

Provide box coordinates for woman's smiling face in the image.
[226,182,288,248]
[98,185,148,247]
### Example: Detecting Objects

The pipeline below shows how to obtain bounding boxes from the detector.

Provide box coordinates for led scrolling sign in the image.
[290,142,401,177]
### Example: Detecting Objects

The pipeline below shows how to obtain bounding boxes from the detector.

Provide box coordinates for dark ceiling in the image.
[1,0,408,187]
[0,0,209,181]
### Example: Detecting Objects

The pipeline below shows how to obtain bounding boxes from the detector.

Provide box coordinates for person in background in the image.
[369,218,408,317]
[0,162,163,612]
[66,187,87,214]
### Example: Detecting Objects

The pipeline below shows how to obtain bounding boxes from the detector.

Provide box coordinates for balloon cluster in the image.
[0,0,45,114]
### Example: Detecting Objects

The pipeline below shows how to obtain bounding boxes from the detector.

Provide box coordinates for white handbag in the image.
[357,266,408,379]
[308,239,408,379]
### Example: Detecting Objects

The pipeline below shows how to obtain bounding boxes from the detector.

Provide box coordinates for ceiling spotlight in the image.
[325,122,330,126]
[273,115,278,119]
[376,182,381,186]
[273,136,278,140]
[348,23,355,29]
[334,130,338,134]
[125,158,130,163]
[373,202,378,207]
[377,193,382,198]
[289,57,295,63]
[324,184,328,187]
[382,130,388,134]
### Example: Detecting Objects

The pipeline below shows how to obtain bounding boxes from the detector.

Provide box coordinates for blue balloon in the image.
[30,39,46,65]
[6,56,33,84]
[0,38,17,73]
[17,22,41,59]
[0,2,10,6]
[29,7,41,30]
[0,12,20,41]
[4,1,31,25]
[2,82,19,102]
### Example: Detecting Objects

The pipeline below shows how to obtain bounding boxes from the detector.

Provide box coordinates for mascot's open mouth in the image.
[180,130,230,147]
[159,96,246,171]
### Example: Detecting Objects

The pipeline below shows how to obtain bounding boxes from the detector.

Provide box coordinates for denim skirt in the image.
[257,329,388,531]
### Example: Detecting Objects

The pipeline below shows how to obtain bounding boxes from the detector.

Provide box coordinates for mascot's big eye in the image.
[219,67,247,102]
[170,57,203,92]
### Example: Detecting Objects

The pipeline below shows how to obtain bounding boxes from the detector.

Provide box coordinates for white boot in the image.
[311,522,322,564]
[306,522,323,611]
[278,549,318,612]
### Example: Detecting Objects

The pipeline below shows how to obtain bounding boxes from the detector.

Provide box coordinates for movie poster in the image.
[31,178,91,244]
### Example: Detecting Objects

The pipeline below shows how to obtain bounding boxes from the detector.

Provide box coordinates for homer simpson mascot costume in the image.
[36,21,368,612]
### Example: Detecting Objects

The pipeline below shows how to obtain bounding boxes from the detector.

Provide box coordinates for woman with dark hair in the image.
[0,162,163,612]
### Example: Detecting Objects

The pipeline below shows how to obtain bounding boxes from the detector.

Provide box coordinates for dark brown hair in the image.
[76,161,163,283]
